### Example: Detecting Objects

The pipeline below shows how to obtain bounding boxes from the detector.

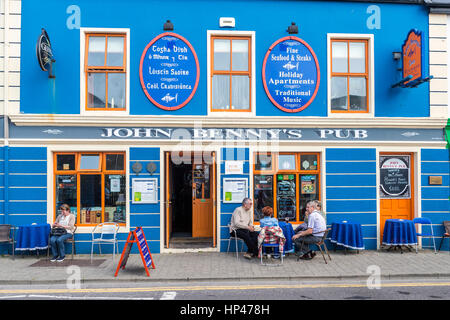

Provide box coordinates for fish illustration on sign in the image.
[283,61,299,71]
[42,129,63,135]
[401,131,419,137]
[161,93,178,103]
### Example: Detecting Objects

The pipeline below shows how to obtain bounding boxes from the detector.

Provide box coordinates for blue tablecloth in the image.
[15,223,51,251]
[382,219,417,246]
[330,221,364,250]
[279,221,295,253]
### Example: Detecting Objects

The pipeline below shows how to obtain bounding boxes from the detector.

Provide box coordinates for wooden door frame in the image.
[378,152,416,246]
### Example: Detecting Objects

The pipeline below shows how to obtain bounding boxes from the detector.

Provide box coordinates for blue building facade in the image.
[1,0,449,256]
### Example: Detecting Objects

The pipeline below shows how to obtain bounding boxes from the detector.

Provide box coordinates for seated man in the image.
[259,206,278,228]
[230,198,259,259]
[292,200,326,260]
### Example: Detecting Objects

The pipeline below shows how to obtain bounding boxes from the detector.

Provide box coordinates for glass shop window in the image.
[253,152,321,223]
[330,39,368,113]
[54,152,126,226]
[85,33,126,110]
[211,36,251,112]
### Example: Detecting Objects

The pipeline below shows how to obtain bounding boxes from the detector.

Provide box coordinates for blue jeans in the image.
[50,233,73,259]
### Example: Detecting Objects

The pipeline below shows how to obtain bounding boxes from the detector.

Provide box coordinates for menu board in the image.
[132,178,158,204]
[262,36,320,113]
[139,32,200,111]
[223,178,248,203]
[380,156,410,199]
[277,175,296,220]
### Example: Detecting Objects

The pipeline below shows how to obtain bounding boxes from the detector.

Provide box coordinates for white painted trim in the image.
[206,30,256,117]
[79,27,130,117]
[327,33,375,118]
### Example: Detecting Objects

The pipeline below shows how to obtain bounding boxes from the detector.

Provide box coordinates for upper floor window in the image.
[84,33,127,110]
[210,35,252,112]
[330,38,370,113]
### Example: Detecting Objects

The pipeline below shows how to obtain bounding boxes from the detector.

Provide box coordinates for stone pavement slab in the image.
[1,250,450,285]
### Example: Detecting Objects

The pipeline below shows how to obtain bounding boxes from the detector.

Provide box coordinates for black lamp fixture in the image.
[392,51,402,60]
[287,22,298,34]
[163,20,174,31]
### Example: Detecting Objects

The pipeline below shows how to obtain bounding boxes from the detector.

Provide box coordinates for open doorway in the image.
[165,151,216,249]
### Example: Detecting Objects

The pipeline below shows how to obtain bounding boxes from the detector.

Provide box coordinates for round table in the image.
[382,219,417,252]
[15,223,51,252]
[330,221,364,252]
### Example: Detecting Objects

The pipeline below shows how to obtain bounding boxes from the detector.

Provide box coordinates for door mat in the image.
[30,259,107,267]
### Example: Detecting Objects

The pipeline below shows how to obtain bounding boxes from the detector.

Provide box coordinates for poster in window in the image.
[379,156,410,199]
[301,175,316,194]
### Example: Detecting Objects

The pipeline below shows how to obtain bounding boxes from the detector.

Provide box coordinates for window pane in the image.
[106,36,124,67]
[55,175,77,220]
[57,154,76,171]
[349,77,367,111]
[212,75,230,109]
[278,154,296,170]
[105,174,126,223]
[277,174,296,221]
[255,154,272,171]
[80,174,102,224]
[231,76,249,110]
[88,36,106,66]
[331,76,348,111]
[300,154,318,171]
[349,42,366,73]
[106,154,124,171]
[254,175,273,221]
[79,154,100,170]
[232,39,248,71]
[332,42,348,73]
[87,73,106,108]
[107,73,126,108]
[214,39,230,71]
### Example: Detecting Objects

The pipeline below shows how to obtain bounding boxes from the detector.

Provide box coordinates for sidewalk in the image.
[1,250,450,285]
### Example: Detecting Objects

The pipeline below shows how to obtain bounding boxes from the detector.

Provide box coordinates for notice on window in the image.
[132,178,158,204]
[223,178,248,203]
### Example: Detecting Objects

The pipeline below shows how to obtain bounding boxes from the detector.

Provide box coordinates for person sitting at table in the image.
[292,200,326,260]
[259,206,278,228]
[50,204,75,262]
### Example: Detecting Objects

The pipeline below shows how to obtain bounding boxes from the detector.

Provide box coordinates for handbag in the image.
[50,227,67,236]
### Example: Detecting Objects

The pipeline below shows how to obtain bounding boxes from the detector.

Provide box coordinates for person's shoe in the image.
[56,257,65,263]
[50,256,59,262]
[299,253,312,260]
[243,253,252,259]
[310,251,317,259]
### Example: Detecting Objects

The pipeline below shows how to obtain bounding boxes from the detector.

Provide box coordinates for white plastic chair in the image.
[227,224,244,259]
[91,222,119,262]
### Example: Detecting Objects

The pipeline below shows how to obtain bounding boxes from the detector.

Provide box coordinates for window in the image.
[253,152,321,223]
[54,152,126,226]
[85,33,127,110]
[330,38,370,113]
[210,35,252,112]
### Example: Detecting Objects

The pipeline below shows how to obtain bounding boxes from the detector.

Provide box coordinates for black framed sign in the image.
[379,155,410,199]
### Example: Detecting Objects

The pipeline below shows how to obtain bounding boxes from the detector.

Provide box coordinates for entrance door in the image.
[379,153,414,242]
[192,155,214,238]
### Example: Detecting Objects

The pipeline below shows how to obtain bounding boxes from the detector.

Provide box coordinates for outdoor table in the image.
[15,223,51,254]
[382,219,417,253]
[330,221,364,253]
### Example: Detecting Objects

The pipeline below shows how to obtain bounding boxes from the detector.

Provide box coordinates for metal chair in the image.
[314,228,332,264]
[91,222,119,262]
[227,224,244,259]
[413,217,437,253]
[260,243,284,266]
[0,224,15,259]
[47,225,77,260]
[438,221,450,253]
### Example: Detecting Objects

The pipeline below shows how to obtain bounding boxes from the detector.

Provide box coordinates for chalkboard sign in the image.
[380,156,410,199]
[277,175,296,220]
[139,32,200,111]
[115,227,155,277]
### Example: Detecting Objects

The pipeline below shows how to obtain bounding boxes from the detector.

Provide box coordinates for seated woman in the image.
[50,203,76,262]
[259,206,278,228]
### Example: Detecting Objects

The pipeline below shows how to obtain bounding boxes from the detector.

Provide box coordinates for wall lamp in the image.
[163,20,174,31]
[392,51,402,60]
[287,22,298,34]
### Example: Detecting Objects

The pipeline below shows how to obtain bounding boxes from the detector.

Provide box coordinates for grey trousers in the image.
[294,235,321,256]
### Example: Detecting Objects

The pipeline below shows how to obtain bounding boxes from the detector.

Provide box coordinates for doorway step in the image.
[169,237,213,249]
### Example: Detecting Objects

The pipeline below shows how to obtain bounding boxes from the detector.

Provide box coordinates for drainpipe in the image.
[3,0,10,224]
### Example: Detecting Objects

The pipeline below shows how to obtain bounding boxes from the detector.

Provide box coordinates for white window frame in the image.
[327,33,375,118]
[207,30,256,117]
[80,27,130,116]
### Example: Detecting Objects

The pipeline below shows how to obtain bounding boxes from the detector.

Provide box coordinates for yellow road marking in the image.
[1,282,450,295]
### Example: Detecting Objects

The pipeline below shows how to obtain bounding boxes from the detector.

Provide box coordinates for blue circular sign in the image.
[262,36,320,113]
[139,33,200,111]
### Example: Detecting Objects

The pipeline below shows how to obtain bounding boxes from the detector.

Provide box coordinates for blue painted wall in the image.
[20,0,430,117]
